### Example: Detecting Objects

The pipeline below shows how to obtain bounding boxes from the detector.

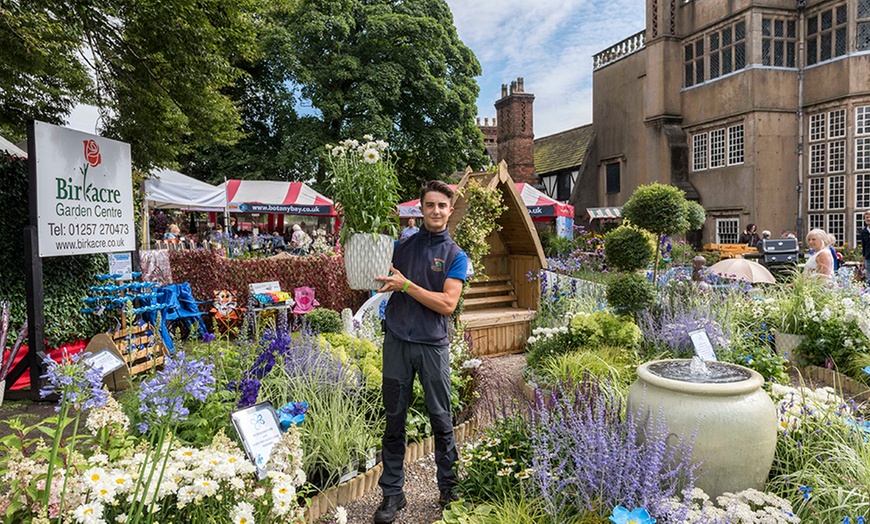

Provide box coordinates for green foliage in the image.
[303,308,342,334]
[0,156,111,347]
[622,183,692,237]
[536,346,638,393]
[326,138,401,242]
[455,415,532,503]
[720,336,789,386]
[320,332,383,391]
[686,200,707,231]
[1,0,261,168]
[276,0,487,188]
[453,180,507,278]
[603,226,653,272]
[605,273,655,316]
[525,327,574,370]
[569,310,642,349]
[539,229,575,257]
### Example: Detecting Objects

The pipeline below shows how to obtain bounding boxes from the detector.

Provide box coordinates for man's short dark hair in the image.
[420,180,454,203]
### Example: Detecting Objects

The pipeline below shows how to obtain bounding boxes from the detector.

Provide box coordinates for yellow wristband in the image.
[402,279,411,293]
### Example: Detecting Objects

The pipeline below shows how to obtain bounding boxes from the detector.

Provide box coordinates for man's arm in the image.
[375,264,464,316]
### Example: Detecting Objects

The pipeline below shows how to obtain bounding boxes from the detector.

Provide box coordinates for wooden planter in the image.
[801,365,870,402]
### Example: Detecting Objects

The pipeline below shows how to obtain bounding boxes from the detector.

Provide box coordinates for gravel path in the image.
[316,353,527,524]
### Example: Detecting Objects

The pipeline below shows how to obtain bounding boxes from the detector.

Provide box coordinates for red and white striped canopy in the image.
[398,183,573,220]
[226,179,335,216]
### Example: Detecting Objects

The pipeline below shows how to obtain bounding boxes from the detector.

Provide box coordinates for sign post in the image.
[6,121,134,400]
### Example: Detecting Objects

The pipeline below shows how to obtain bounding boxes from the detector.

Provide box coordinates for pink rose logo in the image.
[83,139,101,167]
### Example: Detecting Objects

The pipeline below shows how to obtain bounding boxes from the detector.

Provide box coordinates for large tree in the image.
[184,0,487,193]
[289,0,487,190]
[0,0,260,168]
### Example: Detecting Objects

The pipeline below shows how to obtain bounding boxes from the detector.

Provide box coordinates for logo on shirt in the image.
[431,258,445,272]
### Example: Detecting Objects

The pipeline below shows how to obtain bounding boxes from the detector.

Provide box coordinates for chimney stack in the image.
[495,77,535,184]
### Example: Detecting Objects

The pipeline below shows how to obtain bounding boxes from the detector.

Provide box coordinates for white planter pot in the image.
[343,233,394,290]
[0,379,4,407]
[774,332,805,362]
[627,359,778,499]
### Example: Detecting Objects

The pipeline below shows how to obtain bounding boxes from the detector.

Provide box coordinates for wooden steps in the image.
[459,276,534,357]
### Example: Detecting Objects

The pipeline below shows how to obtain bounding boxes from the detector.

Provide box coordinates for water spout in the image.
[690,356,711,377]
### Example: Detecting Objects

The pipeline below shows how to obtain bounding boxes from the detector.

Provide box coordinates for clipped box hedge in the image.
[168,250,369,313]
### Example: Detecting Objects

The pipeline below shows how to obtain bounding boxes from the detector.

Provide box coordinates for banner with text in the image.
[33,121,135,257]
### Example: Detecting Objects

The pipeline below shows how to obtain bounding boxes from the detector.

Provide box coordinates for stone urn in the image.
[343,233,394,290]
[627,359,778,498]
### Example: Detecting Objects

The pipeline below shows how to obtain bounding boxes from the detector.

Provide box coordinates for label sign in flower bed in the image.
[168,250,369,313]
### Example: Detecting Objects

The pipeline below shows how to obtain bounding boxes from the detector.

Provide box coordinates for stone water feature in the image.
[627,358,778,498]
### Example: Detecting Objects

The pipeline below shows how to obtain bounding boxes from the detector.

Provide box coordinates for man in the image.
[373,180,468,523]
[400,217,420,239]
[862,211,870,284]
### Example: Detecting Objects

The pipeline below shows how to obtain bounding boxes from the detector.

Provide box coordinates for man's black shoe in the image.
[438,489,459,508]
[373,493,407,523]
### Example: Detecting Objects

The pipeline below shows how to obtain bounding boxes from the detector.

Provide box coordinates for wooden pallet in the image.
[110,323,167,375]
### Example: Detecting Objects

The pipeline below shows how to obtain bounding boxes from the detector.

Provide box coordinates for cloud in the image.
[446,0,645,137]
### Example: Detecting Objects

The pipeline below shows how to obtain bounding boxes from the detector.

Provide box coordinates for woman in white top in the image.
[804,228,834,279]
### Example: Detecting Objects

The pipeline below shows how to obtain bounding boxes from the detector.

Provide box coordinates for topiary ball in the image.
[604,226,653,272]
[303,307,343,334]
[606,273,655,315]
[622,183,690,236]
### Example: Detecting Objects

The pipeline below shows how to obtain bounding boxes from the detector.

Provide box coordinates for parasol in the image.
[708,257,776,284]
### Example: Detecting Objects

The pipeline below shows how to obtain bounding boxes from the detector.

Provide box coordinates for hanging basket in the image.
[774,331,805,362]
[343,233,394,290]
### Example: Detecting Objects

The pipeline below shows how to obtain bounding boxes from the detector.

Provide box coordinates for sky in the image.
[445,0,646,137]
[67,0,648,139]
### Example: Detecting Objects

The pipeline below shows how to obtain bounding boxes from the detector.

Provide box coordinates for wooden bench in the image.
[459,275,535,357]
[703,243,758,259]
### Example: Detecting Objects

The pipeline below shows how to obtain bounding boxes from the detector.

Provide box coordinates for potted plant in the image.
[325,136,401,290]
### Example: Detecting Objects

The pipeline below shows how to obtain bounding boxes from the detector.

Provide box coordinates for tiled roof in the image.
[534,124,594,176]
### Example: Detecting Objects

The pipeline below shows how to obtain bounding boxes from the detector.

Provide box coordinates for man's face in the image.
[408,218,415,228]
[421,191,453,232]
[865,213,870,226]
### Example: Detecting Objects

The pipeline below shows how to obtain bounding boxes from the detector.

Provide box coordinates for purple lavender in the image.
[528,376,699,520]
[638,303,730,356]
[40,350,109,411]
[137,351,215,433]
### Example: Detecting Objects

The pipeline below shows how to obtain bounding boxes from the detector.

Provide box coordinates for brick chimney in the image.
[476,117,498,164]
[495,77,535,183]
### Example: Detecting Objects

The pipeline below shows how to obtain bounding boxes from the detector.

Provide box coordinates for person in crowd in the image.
[290,224,312,255]
[228,217,238,237]
[804,228,834,279]
[756,230,771,252]
[400,218,420,239]
[163,224,181,241]
[862,211,870,284]
[271,230,287,253]
[739,223,760,246]
[372,181,468,523]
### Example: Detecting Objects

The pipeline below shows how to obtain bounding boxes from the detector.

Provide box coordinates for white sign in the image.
[231,402,283,478]
[32,121,135,257]
[689,328,718,361]
[84,349,126,377]
[108,252,133,281]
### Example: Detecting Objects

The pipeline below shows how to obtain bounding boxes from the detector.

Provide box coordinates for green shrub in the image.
[304,307,342,333]
[603,226,653,272]
[686,200,706,231]
[525,327,575,370]
[606,273,655,315]
[622,183,691,237]
[540,229,576,257]
[569,310,642,349]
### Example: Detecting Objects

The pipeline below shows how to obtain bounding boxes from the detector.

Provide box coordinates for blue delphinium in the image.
[40,350,109,411]
[529,376,699,521]
[137,351,215,433]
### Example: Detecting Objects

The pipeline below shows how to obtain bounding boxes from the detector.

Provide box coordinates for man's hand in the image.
[375,264,407,293]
